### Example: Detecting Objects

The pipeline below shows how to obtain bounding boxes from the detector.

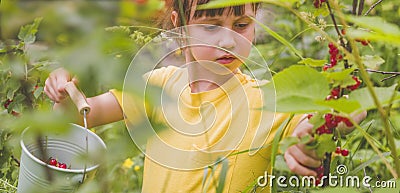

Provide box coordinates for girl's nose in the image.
[217,29,236,50]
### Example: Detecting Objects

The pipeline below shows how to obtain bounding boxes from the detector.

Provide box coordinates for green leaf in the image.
[315,134,336,158]
[300,134,312,144]
[33,87,43,99]
[323,68,355,83]
[349,84,400,111]
[270,115,291,167]
[262,65,330,113]
[349,151,391,175]
[17,17,43,44]
[346,16,400,36]
[309,113,325,132]
[216,158,229,193]
[362,55,385,70]
[298,58,326,67]
[279,136,298,153]
[347,28,400,46]
[316,98,361,114]
[314,6,329,17]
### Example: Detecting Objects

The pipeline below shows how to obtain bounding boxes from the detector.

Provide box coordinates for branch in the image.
[381,74,399,82]
[358,0,365,15]
[364,0,384,16]
[326,0,350,68]
[352,0,358,15]
[365,69,400,75]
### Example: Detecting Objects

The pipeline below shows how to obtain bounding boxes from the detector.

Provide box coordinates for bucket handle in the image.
[65,82,91,115]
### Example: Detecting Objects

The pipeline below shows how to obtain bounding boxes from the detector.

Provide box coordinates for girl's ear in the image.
[171,11,179,28]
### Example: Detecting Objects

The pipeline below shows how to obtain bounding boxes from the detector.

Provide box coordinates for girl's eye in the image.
[234,23,249,29]
[203,24,219,31]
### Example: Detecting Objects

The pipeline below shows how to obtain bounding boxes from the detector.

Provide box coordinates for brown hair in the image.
[160,0,261,29]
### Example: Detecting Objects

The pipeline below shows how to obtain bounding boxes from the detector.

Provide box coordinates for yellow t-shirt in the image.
[110,66,303,193]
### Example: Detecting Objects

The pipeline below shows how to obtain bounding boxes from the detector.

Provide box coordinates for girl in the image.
[45,0,366,192]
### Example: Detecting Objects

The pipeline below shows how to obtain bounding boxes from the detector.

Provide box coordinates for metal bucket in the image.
[17,124,106,193]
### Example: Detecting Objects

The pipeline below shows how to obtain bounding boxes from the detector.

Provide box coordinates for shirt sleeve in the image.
[109,66,181,125]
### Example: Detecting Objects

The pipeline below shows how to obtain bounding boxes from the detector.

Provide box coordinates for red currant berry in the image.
[314,0,321,8]
[335,147,341,154]
[338,54,343,60]
[59,163,67,169]
[343,118,353,127]
[328,42,336,49]
[361,40,369,46]
[316,125,326,135]
[330,58,337,66]
[331,87,341,97]
[341,29,346,35]
[323,64,331,71]
[11,111,20,117]
[48,158,57,166]
[329,48,339,55]
[325,95,333,100]
[324,127,333,134]
[3,99,12,109]
[347,76,361,91]
[316,178,321,185]
[341,149,349,156]
[316,165,324,174]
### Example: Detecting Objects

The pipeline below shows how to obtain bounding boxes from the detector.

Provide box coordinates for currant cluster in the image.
[313,0,327,8]
[323,42,343,71]
[335,146,349,156]
[48,157,68,169]
[315,165,324,185]
[307,113,353,135]
[3,99,19,116]
[325,75,361,100]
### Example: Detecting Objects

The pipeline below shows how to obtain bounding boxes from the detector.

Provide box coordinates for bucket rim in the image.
[20,123,107,174]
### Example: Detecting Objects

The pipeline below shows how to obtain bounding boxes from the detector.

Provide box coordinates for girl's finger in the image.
[284,151,317,177]
[287,145,321,168]
[297,143,320,160]
[45,78,65,103]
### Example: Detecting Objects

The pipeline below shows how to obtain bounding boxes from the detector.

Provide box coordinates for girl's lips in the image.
[216,55,236,64]
[216,58,235,64]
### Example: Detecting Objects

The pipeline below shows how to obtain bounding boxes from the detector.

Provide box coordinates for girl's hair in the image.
[160,0,261,29]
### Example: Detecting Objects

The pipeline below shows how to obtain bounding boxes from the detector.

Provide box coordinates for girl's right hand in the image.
[44,68,78,103]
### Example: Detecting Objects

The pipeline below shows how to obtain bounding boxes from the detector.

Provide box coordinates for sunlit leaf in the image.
[279,136,298,153]
[316,98,361,114]
[346,16,400,36]
[362,55,385,70]
[315,134,335,158]
[298,58,327,67]
[262,65,330,113]
[349,84,400,111]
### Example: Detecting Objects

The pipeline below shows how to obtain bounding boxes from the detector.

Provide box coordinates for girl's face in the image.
[183,4,256,72]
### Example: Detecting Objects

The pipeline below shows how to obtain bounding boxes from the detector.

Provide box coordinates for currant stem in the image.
[326,0,350,69]
[364,0,384,16]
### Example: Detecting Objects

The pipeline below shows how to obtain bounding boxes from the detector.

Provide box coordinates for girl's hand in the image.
[284,119,321,177]
[284,111,367,177]
[44,68,78,103]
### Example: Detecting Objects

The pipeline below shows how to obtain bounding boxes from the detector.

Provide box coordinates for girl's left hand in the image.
[284,118,321,177]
